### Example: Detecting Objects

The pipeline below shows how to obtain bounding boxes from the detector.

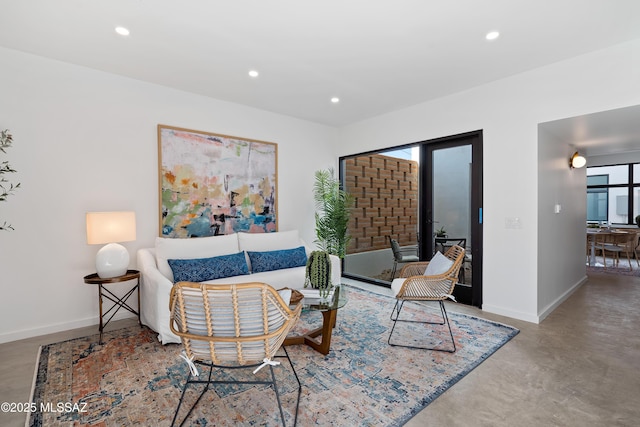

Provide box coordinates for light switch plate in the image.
[505,217,522,229]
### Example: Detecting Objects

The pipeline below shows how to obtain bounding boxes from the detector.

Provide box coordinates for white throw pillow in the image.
[390,278,406,297]
[277,289,292,305]
[237,230,301,252]
[424,251,454,276]
[155,234,240,282]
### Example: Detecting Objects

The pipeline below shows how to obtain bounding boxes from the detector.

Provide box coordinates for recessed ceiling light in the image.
[115,26,130,36]
[485,31,500,40]
[248,70,259,78]
[331,97,340,104]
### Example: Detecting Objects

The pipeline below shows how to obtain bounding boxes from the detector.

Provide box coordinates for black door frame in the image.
[420,130,483,307]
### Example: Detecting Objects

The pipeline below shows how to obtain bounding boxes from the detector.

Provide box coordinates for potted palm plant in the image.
[304,168,353,296]
[311,168,353,259]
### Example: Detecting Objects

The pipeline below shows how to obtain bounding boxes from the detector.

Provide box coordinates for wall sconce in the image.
[86,211,136,278]
[569,151,586,169]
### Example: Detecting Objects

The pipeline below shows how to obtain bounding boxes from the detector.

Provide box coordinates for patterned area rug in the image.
[29,285,518,426]
[587,255,640,276]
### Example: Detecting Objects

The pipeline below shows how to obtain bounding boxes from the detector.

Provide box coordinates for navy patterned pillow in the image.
[168,252,249,283]
[247,246,308,273]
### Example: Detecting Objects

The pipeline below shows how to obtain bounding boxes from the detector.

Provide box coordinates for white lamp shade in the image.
[86,211,136,278]
[96,242,130,278]
[86,211,136,244]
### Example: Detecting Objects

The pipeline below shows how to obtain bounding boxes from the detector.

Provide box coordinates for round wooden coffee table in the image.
[283,284,348,355]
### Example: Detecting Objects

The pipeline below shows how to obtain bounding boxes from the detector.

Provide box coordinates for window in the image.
[587,163,640,225]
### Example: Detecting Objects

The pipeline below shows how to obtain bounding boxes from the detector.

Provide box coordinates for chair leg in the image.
[388,299,456,353]
[624,250,632,271]
[281,346,302,427]
[172,364,213,427]
[172,352,301,427]
[390,260,398,280]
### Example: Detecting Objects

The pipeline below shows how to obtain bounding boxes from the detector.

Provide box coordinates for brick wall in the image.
[345,154,419,254]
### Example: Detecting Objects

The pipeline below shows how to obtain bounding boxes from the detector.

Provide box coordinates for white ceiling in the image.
[1,1,639,139]
[542,105,640,157]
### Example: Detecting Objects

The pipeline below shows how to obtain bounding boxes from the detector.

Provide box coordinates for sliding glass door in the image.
[341,130,482,307]
[422,131,482,306]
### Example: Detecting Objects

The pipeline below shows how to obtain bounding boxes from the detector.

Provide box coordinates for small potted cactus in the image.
[304,250,333,298]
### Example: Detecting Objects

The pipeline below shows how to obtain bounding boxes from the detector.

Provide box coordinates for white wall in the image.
[0,47,338,343]
[537,126,587,319]
[2,38,640,342]
[337,38,640,323]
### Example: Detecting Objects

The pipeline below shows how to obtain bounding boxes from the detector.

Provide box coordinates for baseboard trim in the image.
[482,304,540,324]
[537,275,588,323]
[0,312,136,344]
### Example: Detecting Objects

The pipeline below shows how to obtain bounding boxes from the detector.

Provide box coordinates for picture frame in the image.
[157,124,278,238]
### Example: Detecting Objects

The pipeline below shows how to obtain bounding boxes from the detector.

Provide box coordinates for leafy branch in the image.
[0,129,20,231]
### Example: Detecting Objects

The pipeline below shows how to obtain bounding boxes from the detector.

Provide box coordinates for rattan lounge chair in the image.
[388,245,465,352]
[169,281,303,426]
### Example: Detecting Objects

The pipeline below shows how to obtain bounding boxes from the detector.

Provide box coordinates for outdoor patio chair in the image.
[388,236,419,279]
[388,245,465,352]
[169,281,302,426]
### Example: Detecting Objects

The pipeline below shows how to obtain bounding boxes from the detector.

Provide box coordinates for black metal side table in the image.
[83,269,141,343]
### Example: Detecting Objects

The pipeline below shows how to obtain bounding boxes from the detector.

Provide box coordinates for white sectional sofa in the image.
[137,230,341,344]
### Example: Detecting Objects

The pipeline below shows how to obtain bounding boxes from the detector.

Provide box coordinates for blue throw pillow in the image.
[168,252,249,283]
[247,246,308,273]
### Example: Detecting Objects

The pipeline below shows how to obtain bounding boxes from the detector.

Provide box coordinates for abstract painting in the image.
[158,125,277,238]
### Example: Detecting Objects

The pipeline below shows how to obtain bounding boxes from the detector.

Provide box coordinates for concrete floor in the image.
[1,272,638,426]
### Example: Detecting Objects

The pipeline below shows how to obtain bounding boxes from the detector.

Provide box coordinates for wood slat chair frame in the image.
[614,229,640,269]
[629,229,640,267]
[169,281,303,427]
[595,231,635,271]
[388,245,465,353]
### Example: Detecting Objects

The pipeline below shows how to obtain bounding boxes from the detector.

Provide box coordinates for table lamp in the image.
[86,211,136,278]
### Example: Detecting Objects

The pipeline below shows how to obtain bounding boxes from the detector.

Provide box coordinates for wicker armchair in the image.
[169,282,303,427]
[388,245,465,352]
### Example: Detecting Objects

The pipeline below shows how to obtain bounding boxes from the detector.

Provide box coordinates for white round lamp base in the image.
[96,243,130,278]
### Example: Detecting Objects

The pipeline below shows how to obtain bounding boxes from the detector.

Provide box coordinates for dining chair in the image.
[388,245,465,352]
[169,281,303,426]
[618,229,640,269]
[595,232,634,271]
